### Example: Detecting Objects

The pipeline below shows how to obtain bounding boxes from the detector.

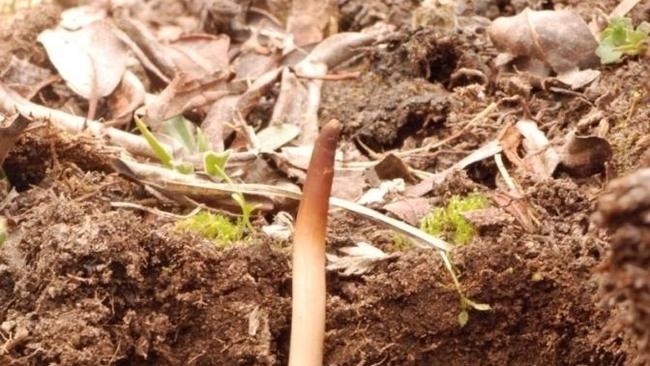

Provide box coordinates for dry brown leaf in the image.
[332,169,366,201]
[114,17,179,78]
[233,52,280,80]
[107,71,145,126]
[164,34,230,79]
[555,68,601,90]
[383,197,431,226]
[489,9,599,73]
[513,120,611,179]
[358,179,405,206]
[270,69,308,127]
[200,68,282,150]
[498,122,524,169]
[201,95,238,152]
[145,71,235,128]
[38,20,128,99]
[235,68,283,118]
[557,133,612,177]
[0,56,57,100]
[287,0,337,47]
[374,153,417,184]
[0,115,29,166]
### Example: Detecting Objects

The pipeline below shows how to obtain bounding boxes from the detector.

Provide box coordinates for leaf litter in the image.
[0,0,648,364]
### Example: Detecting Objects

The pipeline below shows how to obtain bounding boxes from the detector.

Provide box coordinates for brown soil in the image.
[1,1,649,365]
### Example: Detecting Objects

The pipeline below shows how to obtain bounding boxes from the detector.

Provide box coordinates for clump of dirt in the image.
[320,27,494,152]
[596,168,650,365]
[338,0,418,32]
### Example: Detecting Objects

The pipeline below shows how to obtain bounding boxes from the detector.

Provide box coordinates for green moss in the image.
[420,193,488,245]
[391,233,413,252]
[176,211,245,248]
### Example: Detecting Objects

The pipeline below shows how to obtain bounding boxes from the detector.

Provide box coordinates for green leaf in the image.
[172,161,194,174]
[196,128,210,153]
[596,43,623,64]
[134,116,174,168]
[597,16,649,64]
[203,151,231,180]
[457,310,469,327]
[163,115,197,153]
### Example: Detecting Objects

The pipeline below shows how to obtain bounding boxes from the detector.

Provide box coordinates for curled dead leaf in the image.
[145,71,236,128]
[557,133,612,177]
[374,154,417,184]
[164,34,230,79]
[38,20,128,99]
[489,9,599,74]
[107,71,145,126]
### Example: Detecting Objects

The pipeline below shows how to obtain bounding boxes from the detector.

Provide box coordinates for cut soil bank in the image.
[0,128,628,365]
[1,1,649,365]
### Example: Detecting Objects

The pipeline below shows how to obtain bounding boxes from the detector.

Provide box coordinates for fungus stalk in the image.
[288,119,341,366]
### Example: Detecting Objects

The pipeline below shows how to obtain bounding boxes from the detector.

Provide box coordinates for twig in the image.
[0,82,165,158]
[610,0,642,17]
[397,102,498,157]
[110,202,203,219]
[295,70,361,81]
[494,153,519,194]
[0,82,254,164]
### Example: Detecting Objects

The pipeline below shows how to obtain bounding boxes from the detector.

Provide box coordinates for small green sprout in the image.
[596,16,649,64]
[457,295,491,327]
[176,211,245,247]
[420,193,488,245]
[419,193,491,326]
[134,115,173,167]
[0,217,6,247]
[203,151,260,230]
[136,116,258,230]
